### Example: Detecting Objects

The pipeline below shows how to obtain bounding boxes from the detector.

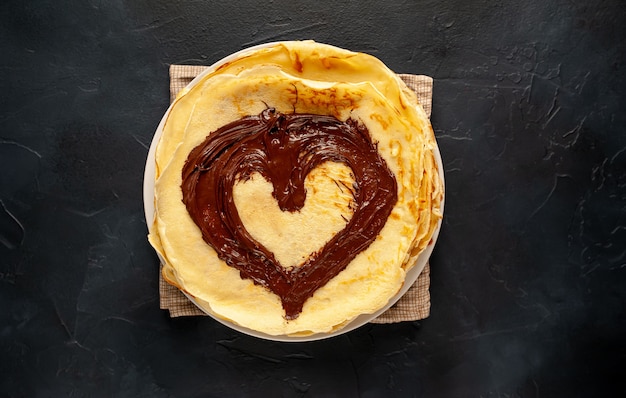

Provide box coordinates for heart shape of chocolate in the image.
[181,108,397,319]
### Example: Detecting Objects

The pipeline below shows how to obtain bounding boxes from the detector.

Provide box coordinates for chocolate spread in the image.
[181,108,397,319]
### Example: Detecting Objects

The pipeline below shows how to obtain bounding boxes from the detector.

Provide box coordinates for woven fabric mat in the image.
[160,65,433,323]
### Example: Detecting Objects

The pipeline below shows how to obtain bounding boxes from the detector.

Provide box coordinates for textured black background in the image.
[1,0,625,396]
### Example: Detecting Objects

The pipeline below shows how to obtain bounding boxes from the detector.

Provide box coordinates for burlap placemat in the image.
[160,64,434,323]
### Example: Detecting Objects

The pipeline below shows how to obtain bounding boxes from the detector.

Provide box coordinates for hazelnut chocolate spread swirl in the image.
[181,108,397,320]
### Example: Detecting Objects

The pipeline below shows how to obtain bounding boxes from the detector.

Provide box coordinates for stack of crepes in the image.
[148,40,443,337]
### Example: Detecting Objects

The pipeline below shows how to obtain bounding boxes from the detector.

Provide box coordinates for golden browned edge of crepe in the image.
[149,40,444,336]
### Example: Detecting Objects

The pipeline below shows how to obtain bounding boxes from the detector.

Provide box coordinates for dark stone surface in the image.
[1,0,624,396]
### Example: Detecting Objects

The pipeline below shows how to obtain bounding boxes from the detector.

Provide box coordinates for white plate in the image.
[143,42,445,342]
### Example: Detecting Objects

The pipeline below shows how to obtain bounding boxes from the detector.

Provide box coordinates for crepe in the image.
[148,41,443,336]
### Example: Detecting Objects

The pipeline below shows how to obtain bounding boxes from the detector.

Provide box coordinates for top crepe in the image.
[148,41,443,336]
